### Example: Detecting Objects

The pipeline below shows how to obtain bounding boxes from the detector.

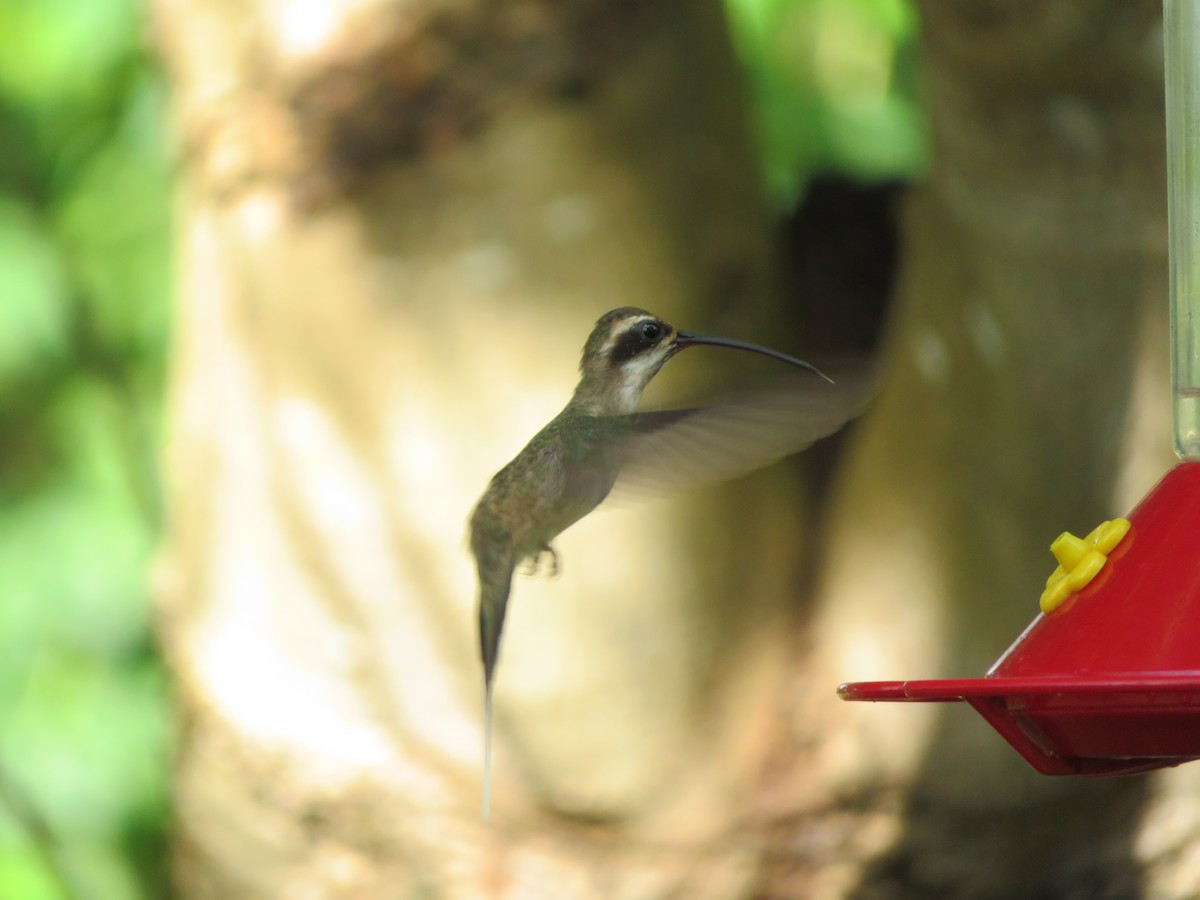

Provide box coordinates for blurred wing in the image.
[607,367,874,500]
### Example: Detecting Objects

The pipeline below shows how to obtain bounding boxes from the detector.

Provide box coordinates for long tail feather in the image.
[472,534,514,821]
[482,677,493,819]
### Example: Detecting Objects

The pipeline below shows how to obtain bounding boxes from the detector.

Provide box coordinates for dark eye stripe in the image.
[608,323,658,365]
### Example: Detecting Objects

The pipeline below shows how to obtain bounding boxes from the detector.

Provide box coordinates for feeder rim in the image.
[838,673,1200,702]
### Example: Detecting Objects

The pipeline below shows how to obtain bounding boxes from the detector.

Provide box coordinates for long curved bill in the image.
[674,331,835,383]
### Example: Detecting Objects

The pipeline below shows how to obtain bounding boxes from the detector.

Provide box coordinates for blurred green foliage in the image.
[0,0,170,897]
[725,0,925,207]
[0,0,920,896]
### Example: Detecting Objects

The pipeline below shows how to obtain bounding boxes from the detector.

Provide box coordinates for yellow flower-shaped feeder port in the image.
[1039,518,1132,614]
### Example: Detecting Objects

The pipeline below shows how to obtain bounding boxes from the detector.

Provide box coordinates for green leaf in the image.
[723,0,925,207]
[0,198,69,382]
[0,843,68,900]
[0,0,138,106]
[55,76,172,356]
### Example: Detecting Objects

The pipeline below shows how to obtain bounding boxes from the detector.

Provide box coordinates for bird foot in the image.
[521,544,560,578]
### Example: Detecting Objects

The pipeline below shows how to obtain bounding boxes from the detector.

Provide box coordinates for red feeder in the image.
[840,1,1200,778]
[839,463,1200,776]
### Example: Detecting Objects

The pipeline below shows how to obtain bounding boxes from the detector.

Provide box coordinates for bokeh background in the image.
[0,0,170,895]
[0,0,922,896]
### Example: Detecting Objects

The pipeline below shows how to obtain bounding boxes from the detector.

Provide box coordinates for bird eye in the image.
[640,321,662,341]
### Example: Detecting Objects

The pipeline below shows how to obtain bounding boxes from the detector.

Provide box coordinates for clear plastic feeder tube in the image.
[1168,0,1200,459]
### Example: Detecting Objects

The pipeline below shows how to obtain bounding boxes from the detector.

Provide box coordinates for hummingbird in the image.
[468,306,870,818]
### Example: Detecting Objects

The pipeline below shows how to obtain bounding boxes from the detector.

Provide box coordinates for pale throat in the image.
[609,351,669,413]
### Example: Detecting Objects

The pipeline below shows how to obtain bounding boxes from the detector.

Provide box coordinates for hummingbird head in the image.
[568,307,832,415]
[572,308,679,414]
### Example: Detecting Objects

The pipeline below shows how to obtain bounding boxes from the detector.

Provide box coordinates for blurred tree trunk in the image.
[156,0,1194,897]
[155,0,812,896]
[773,2,1187,898]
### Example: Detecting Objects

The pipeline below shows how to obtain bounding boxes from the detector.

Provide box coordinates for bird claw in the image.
[540,544,560,577]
